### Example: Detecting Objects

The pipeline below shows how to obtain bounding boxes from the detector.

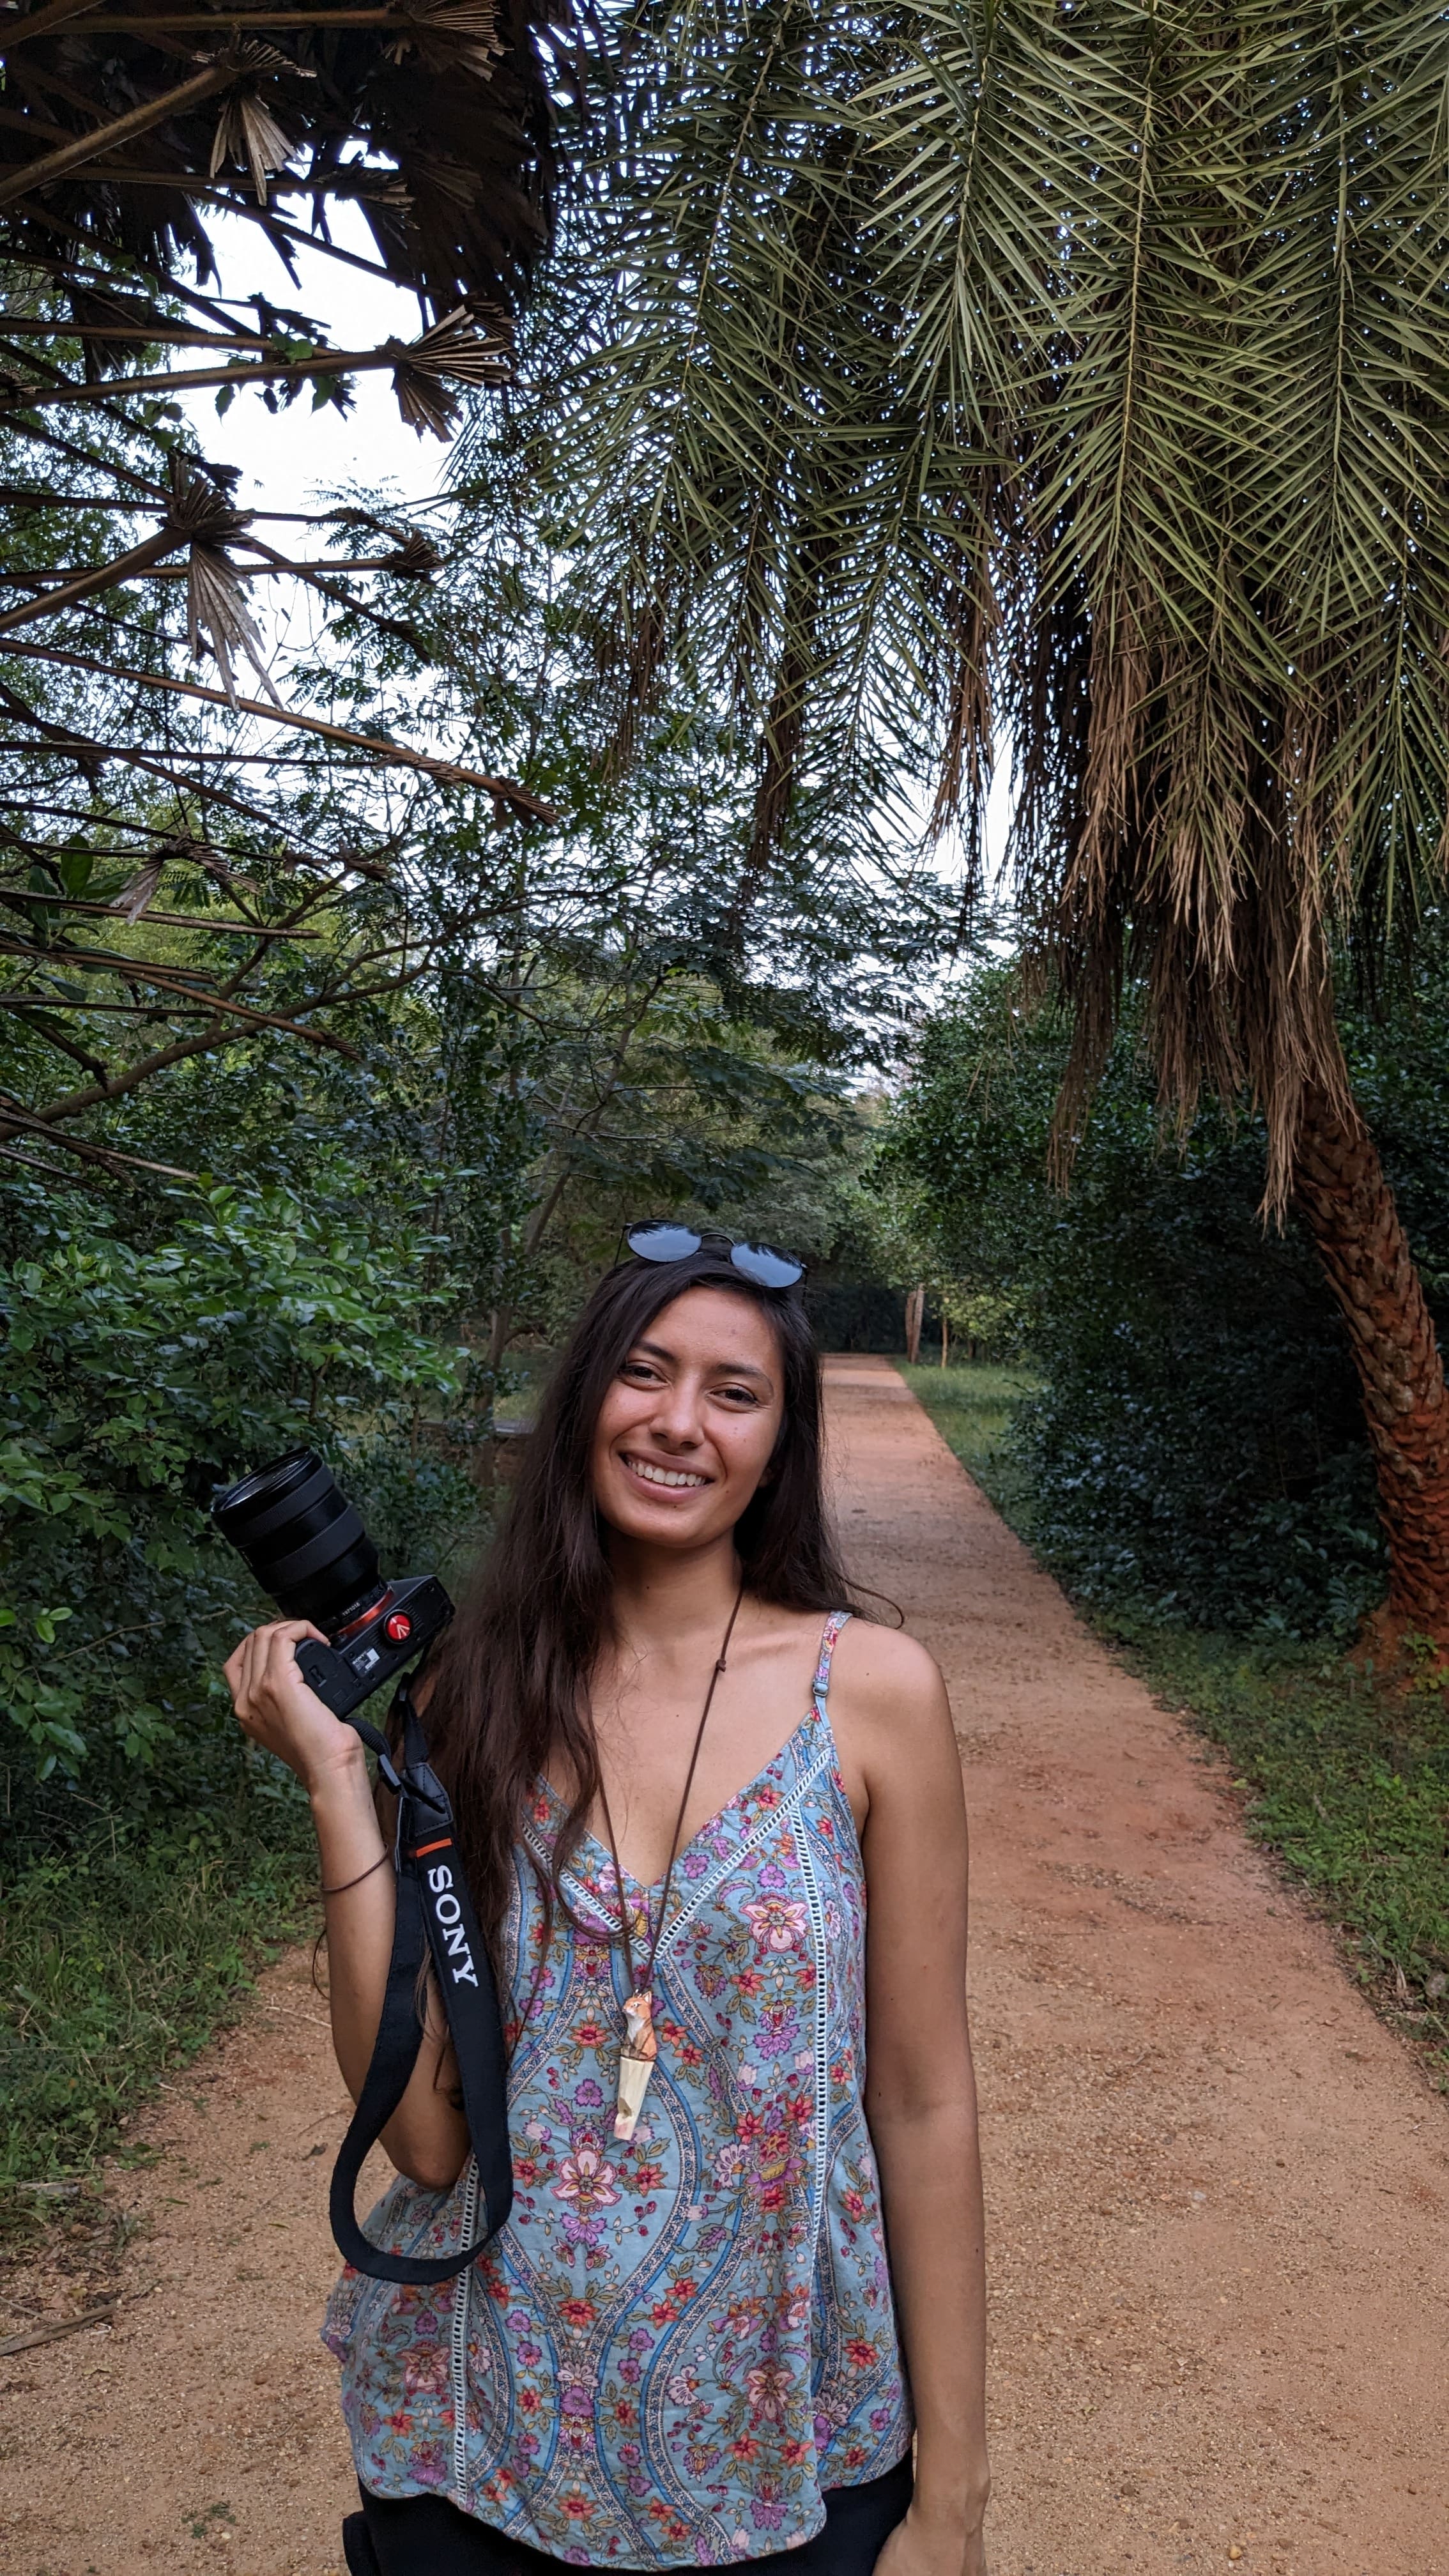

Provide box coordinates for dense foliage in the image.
[887,957,1449,1637]
[0,1145,484,2195]
[1,1175,475,1785]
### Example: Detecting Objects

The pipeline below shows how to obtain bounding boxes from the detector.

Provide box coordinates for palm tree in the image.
[558,0,1449,1641]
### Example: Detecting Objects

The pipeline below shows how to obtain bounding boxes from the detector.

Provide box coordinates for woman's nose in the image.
[648,1379,704,1446]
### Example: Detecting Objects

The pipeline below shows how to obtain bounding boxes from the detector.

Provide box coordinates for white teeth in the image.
[624,1454,708,1489]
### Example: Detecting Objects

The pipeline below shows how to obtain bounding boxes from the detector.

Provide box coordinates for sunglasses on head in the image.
[623,1221,806,1292]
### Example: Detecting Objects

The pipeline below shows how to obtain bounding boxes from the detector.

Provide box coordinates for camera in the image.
[212,1448,453,1717]
[214,1450,510,2280]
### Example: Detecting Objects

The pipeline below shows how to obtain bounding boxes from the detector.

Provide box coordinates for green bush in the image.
[0,1171,481,1811]
[1,1813,318,2204]
[882,965,1449,1634]
[0,1167,491,2196]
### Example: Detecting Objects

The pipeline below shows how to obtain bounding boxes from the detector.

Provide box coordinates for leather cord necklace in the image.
[597,1580,746,2141]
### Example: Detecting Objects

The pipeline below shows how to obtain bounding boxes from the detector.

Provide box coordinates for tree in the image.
[0,410,930,1809]
[886,963,1391,1634]
[0,0,578,1179]
[417,420,951,1358]
[556,1,1449,1643]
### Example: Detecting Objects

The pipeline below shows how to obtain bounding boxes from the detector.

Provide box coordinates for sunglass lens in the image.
[731,1242,804,1289]
[627,1222,703,1264]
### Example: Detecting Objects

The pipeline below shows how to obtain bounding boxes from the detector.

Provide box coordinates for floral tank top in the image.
[323,1611,913,2566]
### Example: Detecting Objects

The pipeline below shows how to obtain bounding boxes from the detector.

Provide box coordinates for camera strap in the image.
[328,1674,514,2285]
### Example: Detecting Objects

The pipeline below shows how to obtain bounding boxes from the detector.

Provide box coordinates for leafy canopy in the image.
[557,0,1449,1195]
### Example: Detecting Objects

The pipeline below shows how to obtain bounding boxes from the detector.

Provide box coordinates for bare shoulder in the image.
[827,1613,955,1807]
[831,1612,948,1722]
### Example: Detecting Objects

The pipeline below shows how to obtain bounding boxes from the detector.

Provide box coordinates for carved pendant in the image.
[615,1990,658,2141]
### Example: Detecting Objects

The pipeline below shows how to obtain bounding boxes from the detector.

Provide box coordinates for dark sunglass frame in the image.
[622,1221,806,1292]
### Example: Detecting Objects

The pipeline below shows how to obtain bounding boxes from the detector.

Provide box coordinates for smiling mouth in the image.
[619,1451,711,1491]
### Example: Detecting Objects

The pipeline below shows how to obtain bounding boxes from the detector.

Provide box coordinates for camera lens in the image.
[212,1448,381,1632]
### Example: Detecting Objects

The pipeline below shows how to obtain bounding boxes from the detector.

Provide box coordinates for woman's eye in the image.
[716,1384,760,1406]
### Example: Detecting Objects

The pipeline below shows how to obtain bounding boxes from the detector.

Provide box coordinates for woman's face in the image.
[590,1285,786,1552]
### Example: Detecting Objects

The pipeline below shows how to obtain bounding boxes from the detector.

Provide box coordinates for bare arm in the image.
[838,1623,989,2576]
[224,1619,469,2191]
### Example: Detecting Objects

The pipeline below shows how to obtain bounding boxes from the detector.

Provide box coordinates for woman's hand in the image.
[873,2502,988,2576]
[226,1619,464,2188]
[224,1618,365,1794]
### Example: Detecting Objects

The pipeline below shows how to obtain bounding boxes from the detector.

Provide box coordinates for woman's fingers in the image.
[264,1618,328,1671]
[224,1631,258,1724]
[241,1623,267,1708]
[226,1628,279,1731]
[223,1618,362,1788]
[222,1634,249,1708]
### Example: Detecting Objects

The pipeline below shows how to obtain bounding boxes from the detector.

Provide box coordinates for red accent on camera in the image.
[383,1610,413,1644]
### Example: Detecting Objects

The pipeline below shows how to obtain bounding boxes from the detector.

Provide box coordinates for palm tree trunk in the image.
[1292,1082,1449,1636]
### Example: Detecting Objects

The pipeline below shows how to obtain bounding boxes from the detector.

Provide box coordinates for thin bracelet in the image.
[321,1849,392,1898]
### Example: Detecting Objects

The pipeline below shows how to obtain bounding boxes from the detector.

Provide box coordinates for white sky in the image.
[171,203,447,519]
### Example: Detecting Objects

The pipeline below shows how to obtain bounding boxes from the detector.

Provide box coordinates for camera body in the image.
[291,1571,453,1717]
[213,1448,454,1717]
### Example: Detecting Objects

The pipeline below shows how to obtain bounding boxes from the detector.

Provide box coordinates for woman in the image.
[224,1234,989,2575]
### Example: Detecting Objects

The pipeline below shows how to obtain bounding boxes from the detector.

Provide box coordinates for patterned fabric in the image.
[323,1611,912,2568]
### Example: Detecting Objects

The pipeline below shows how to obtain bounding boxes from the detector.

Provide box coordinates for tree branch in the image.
[0,522,185,632]
[1,638,558,816]
[0,61,239,207]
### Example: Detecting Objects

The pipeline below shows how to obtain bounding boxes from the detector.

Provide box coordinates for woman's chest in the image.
[501,1772,867,2280]
[520,1784,861,2000]
[516,1709,864,2010]
[544,1658,868,1890]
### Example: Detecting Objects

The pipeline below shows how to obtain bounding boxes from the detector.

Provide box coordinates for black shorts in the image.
[345,2453,913,2575]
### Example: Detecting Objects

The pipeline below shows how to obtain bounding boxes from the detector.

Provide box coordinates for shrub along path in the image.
[2,1357,1445,2573]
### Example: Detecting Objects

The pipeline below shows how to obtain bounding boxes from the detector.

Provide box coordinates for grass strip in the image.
[899,1359,1449,2089]
[1,1809,316,2228]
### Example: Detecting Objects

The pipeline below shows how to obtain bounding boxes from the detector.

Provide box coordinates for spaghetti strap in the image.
[812,1607,852,1703]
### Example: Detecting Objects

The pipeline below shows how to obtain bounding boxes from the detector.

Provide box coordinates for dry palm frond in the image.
[160,454,250,555]
[185,542,275,704]
[157,454,276,704]
[107,855,165,922]
[389,0,503,80]
[381,530,446,575]
[0,3,575,323]
[67,282,157,380]
[207,41,312,205]
[388,303,510,438]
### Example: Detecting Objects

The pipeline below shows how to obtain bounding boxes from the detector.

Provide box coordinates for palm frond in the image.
[544,0,1449,1202]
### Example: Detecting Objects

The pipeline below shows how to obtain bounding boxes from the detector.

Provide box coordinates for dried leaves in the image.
[387,305,511,439]
[0,1,572,325]
[0,0,581,1162]
[389,0,505,80]
[206,41,312,206]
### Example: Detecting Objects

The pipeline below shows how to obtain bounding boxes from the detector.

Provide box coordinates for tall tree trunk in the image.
[1292,1082,1449,1637]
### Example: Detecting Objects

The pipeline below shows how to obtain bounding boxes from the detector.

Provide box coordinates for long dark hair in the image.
[417,1248,861,1953]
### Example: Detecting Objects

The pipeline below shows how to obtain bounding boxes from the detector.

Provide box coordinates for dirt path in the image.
[4,1356,1445,2576]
